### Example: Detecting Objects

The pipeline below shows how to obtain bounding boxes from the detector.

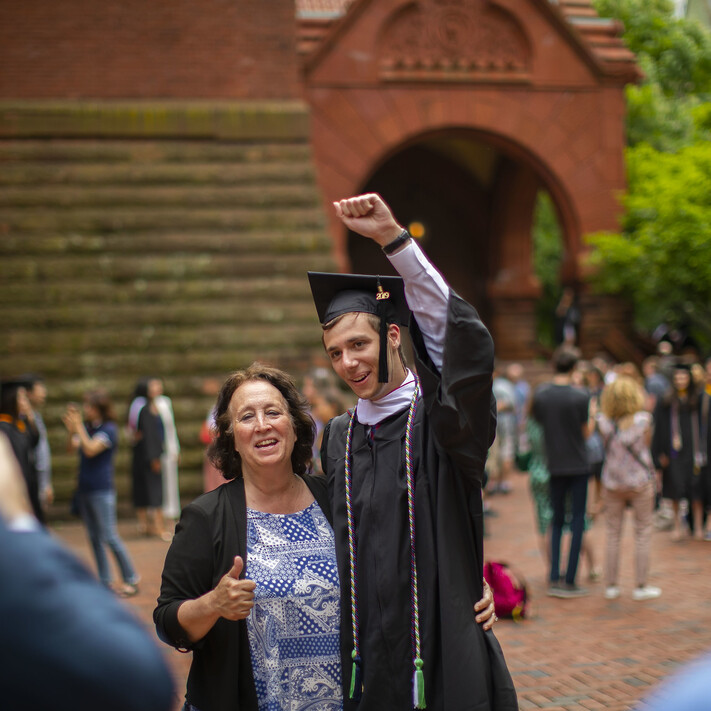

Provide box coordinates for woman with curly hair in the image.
[597,376,660,601]
[154,363,341,711]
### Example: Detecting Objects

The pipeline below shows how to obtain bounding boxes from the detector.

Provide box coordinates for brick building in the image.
[0,0,639,502]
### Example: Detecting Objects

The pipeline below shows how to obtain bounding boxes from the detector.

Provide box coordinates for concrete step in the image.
[2,296,322,329]
[0,230,331,256]
[1,128,334,507]
[0,184,323,208]
[0,341,323,379]
[0,205,327,233]
[0,139,314,164]
[0,161,318,186]
[0,274,314,305]
[1,252,335,283]
[3,322,320,355]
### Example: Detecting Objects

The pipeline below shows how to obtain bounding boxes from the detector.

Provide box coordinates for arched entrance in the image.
[303,0,638,358]
[347,135,494,321]
[345,130,576,355]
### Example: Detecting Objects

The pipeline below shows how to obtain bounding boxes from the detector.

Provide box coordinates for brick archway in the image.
[303,0,636,358]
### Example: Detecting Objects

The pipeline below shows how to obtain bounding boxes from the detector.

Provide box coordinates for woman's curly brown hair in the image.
[207,363,315,480]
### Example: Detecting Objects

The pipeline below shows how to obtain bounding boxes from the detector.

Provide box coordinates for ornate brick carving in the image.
[379,0,531,81]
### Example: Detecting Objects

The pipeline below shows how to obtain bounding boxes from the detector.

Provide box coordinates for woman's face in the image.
[229,380,296,477]
[83,401,100,422]
[148,379,163,399]
[673,369,691,391]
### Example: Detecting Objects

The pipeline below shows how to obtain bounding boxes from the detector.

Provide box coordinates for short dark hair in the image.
[553,345,581,374]
[207,363,315,480]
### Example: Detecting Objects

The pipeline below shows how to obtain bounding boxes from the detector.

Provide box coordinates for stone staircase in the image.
[0,107,336,509]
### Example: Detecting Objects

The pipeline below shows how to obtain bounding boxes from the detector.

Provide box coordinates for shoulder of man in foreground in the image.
[0,518,175,711]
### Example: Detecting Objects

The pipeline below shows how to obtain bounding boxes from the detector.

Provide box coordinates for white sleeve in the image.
[387,239,449,370]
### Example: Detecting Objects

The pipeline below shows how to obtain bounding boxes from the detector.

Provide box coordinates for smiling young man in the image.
[308,194,517,711]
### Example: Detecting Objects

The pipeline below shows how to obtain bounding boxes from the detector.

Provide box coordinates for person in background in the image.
[23,374,53,515]
[532,346,592,598]
[591,354,615,386]
[526,401,600,584]
[642,356,670,411]
[655,339,676,382]
[0,378,42,523]
[301,367,348,475]
[490,364,517,494]
[199,376,224,493]
[0,432,175,711]
[154,378,181,523]
[62,389,141,597]
[652,364,703,540]
[507,362,531,461]
[554,287,581,346]
[698,356,711,540]
[127,377,148,434]
[131,377,169,540]
[581,363,605,522]
[597,376,660,601]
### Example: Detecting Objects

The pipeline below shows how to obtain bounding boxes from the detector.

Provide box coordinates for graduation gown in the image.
[131,405,165,508]
[322,292,517,711]
[652,396,698,501]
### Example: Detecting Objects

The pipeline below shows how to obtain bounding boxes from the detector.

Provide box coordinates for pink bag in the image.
[484,561,528,621]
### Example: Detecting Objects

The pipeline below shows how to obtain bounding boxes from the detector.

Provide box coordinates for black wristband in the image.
[381,229,411,255]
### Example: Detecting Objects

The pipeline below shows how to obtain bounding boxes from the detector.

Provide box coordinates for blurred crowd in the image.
[485,343,711,603]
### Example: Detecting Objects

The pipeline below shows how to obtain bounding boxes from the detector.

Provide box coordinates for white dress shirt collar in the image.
[355,369,417,426]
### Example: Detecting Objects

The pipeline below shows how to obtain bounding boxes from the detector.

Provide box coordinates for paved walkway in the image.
[52,475,711,710]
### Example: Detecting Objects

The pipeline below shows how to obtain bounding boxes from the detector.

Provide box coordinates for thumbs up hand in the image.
[211,556,256,621]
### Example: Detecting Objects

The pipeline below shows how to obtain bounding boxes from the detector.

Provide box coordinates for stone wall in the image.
[0,101,336,512]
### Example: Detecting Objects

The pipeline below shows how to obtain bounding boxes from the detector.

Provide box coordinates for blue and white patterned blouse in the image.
[246,500,342,711]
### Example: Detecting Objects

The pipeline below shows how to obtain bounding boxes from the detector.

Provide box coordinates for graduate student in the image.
[309,193,517,711]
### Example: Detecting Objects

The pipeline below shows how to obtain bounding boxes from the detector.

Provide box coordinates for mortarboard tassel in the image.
[349,650,363,701]
[413,657,426,709]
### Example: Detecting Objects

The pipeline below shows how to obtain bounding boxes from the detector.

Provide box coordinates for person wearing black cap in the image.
[0,377,43,523]
[310,194,516,711]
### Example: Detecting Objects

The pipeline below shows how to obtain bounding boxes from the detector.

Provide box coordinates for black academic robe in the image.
[131,405,164,508]
[652,396,698,501]
[322,292,517,711]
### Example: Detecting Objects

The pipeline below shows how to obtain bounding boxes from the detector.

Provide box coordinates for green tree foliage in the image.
[587,0,711,347]
[596,0,711,149]
[532,191,564,347]
[587,141,711,349]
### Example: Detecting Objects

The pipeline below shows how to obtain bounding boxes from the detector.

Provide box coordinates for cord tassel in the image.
[413,657,426,709]
[350,652,363,701]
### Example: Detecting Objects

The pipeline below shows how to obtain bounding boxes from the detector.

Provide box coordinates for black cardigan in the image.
[154,474,332,711]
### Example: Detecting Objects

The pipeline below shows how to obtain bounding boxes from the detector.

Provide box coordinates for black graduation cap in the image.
[0,376,33,409]
[308,272,410,383]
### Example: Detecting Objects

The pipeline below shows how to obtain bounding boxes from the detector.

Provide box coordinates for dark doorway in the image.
[347,137,496,323]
